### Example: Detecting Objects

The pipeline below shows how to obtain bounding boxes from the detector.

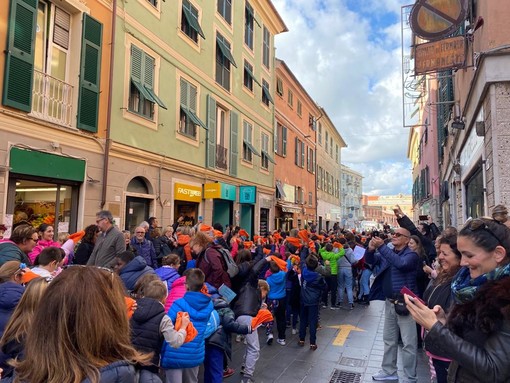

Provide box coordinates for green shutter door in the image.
[77,13,103,132]
[3,0,38,112]
[206,95,216,169]
[230,111,238,177]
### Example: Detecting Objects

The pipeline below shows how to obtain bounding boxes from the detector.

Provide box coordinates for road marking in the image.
[329,324,365,346]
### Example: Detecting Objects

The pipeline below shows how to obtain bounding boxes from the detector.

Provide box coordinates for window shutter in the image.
[180,78,189,107]
[230,111,238,177]
[282,126,287,155]
[189,83,197,111]
[3,0,38,112]
[77,13,103,132]
[206,95,216,169]
[294,137,299,165]
[143,54,154,88]
[131,46,143,83]
[274,123,279,153]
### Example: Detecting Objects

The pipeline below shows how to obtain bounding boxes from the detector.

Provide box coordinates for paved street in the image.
[226,300,431,383]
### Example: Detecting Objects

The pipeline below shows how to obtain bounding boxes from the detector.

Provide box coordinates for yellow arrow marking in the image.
[328,324,365,346]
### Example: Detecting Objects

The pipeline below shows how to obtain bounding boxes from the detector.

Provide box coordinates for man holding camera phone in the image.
[365,227,420,383]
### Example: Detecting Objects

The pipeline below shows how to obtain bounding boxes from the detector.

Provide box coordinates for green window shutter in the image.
[230,111,238,177]
[142,54,166,109]
[180,78,189,107]
[77,13,103,132]
[3,0,38,112]
[206,95,216,169]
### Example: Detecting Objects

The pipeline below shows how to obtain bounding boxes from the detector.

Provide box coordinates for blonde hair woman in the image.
[0,278,49,378]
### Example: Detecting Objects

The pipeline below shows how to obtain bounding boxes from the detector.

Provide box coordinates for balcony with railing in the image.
[31,70,73,127]
[216,144,228,170]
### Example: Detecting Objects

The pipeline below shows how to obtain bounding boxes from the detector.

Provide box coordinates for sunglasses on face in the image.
[392,232,409,238]
[465,218,503,246]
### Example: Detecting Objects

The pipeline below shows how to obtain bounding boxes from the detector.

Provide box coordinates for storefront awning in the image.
[277,202,301,214]
[10,147,85,182]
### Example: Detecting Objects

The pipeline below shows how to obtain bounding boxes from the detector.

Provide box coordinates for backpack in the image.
[218,247,239,278]
[204,247,239,278]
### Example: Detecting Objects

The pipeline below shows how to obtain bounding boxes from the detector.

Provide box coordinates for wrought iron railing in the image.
[31,70,73,127]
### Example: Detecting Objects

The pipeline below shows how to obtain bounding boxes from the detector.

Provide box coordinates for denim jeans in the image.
[358,269,372,298]
[337,268,353,304]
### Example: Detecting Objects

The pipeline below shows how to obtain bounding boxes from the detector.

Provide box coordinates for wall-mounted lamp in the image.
[87,175,100,184]
[451,118,465,130]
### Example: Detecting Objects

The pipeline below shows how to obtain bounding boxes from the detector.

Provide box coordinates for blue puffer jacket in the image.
[154,266,180,292]
[130,297,166,373]
[0,282,24,338]
[119,256,156,292]
[130,238,157,269]
[1,361,142,383]
[160,291,213,369]
[365,244,420,301]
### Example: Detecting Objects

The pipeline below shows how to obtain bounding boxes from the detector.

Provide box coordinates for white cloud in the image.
[272,0,412,196]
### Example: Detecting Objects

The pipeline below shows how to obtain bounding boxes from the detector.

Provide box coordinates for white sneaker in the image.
[292,328,297,335]
[266,333,274,345]
[276,338,286,346]
[372,370,398,381]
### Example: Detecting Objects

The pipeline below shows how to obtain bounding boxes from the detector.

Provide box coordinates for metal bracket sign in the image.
[414,35,465,74]
[410,0,467,40]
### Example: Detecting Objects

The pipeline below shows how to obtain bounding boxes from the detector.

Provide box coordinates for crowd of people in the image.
[0,205,508,383]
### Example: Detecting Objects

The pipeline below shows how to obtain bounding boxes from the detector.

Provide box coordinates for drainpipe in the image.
[101,0,117,209]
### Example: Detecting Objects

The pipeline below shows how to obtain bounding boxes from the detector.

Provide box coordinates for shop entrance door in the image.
[125,196,150,233]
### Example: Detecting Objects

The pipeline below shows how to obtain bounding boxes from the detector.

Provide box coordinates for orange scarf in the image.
[269,255,287,272]
[177,234,192,261]
[174,312,198,343]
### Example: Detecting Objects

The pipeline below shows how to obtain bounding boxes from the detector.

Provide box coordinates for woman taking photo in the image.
[404,217,510,383]
[421,232,462,383]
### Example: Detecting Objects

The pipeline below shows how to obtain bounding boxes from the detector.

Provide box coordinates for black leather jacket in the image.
[425,277,510,383]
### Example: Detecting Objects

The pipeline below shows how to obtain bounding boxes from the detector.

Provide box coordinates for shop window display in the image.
[12,179,73,234]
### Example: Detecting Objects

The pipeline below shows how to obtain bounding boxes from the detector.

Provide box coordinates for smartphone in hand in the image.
[400,286,426,305]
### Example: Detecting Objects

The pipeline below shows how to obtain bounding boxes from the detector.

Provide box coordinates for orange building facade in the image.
[274,59,319,231]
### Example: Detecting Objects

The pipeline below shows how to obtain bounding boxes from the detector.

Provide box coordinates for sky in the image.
[272,0,413,196]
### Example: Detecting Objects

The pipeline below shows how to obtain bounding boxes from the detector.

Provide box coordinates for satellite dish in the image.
[410,0,468,40]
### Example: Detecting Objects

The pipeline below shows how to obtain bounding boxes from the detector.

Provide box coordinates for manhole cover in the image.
[329,369,362,383]
[339,357,366,367]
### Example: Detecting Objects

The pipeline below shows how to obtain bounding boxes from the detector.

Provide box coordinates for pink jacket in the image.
[28,239,74,264]
[165,276,186,313]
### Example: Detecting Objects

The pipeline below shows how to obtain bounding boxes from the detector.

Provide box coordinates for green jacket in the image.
[319,247,344,275]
